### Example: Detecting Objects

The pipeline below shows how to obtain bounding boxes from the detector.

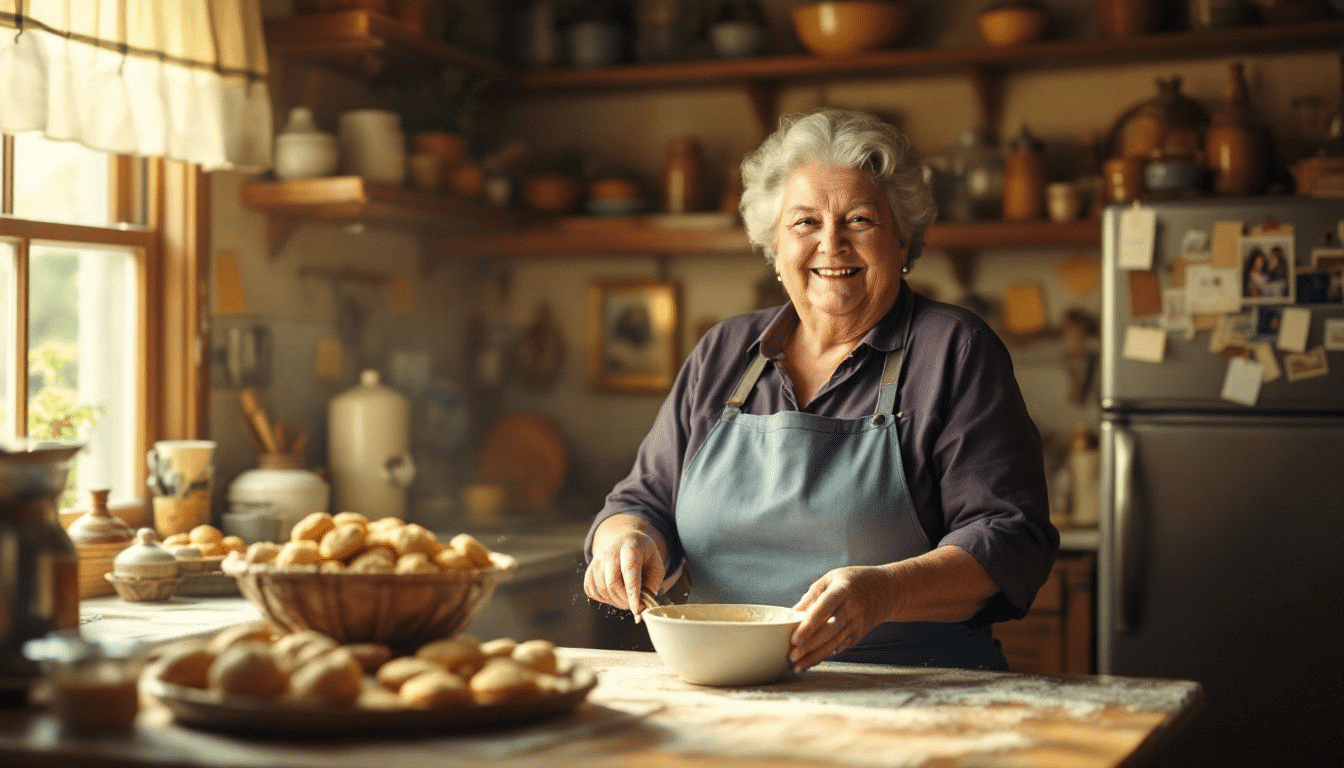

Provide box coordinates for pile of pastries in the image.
[149,624,575,710]
[163,523,246,558]
[222,511,498,574]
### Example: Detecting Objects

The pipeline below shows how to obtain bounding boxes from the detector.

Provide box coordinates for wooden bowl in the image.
[223,553,515,654]
[791,1,912,57]
[977,5,1049,46]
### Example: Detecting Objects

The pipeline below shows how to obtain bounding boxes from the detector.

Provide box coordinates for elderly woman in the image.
[584,109,1057,672]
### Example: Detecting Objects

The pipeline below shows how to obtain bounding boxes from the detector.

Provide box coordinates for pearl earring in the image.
[776,273,782,282]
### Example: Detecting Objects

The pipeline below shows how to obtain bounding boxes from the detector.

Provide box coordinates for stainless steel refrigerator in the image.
[1099,197,1344,767]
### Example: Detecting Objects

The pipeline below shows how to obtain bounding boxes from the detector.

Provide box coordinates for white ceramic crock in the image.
[328,370,416,519]
[225,461,330,543]
[274,107,338,181]
[338,109,406,186]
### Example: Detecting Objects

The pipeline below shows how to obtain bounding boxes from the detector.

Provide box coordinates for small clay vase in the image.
[1002,125,1047,221]
[1205,62,1271,196]
[661,136,705,214]
[65,489,134,599]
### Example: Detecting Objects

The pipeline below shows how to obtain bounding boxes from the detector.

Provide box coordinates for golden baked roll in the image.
[331,511,369,530]
[275,539,322,568]
[512,639,558,675]
[189,524,224,547]
[154,641,216,689]
[319,559,345,573]
[469,657,542,705]
[416,636,485,678]
[394,552,439,574]
[480,637,518,659]
[290,511,335,543]
[209,640,288,699]
[392,523,440,558]
[289,647,363,706]
[399,670,470,709]
[244,540,282,565]
[449,533,494,569]
[270,630,339,673]
[163,532,191,548]
[433,548,474,571]
[219,535,247,554]
[375,656,444,692]
[207,622,275,654]
[319,522,367,561]
[346,547,395,573]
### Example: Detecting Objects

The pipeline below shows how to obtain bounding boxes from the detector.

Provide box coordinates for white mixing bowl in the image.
[643,603,804,687]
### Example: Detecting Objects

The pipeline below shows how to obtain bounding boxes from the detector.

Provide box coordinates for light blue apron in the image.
[676,297,1006,670]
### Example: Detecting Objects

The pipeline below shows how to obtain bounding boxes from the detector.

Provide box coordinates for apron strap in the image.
[875,291,916,417]
[727,290,917,416]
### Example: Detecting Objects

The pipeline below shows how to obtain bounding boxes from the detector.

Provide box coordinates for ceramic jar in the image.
[948,128,1004,221]
[328,370,416,520]
[106,529,180,602]
[1111,76,1209,162]
[1205,62,1271,196]
[1002,125,1047,221]
[710,0,767,58]
[1094,0,1159,38]
[226,454,330,543]
[661,136,705,213]
[274,107,339,181]
[65,489,134,599]
[338,109,407,186]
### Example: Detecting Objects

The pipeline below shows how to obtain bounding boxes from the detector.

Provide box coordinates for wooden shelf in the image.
[240,176,528,266]
[263,11,510,80]
[512,20,1344,93]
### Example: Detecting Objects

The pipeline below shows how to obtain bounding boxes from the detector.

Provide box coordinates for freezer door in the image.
[1098,415,1344,766]
[1101,197,1344,413]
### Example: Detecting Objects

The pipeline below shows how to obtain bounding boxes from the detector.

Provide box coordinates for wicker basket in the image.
[223,553,515,653]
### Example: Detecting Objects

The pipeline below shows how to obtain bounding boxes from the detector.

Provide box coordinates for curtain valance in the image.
[0,0,272,171]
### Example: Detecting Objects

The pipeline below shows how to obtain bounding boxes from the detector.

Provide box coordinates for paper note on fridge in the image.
[1221,356,1264,407]
[1276,307,1311,353]
[1123,326,1166,363]
[1118,206,1157,270]
[1185,265,1241,314]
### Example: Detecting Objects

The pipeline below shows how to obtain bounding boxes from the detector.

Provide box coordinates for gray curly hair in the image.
[738,108,936,265]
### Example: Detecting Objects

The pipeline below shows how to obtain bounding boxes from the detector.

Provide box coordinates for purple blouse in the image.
[587,287,1059,622]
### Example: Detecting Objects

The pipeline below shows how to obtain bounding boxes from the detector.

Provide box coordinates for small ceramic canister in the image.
[65,489,134,598]
[106,529,180,602]
[1047,182,1083,222]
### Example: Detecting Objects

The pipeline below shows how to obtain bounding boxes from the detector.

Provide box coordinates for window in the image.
[1,133,207,511]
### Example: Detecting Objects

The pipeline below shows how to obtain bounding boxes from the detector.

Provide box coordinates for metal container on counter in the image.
[0,441,82,707]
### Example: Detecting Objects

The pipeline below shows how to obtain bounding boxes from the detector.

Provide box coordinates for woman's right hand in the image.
[583,514,667,620]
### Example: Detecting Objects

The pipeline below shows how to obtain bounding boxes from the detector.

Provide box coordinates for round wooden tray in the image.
[141,664,597,738]
[476,414,568,514]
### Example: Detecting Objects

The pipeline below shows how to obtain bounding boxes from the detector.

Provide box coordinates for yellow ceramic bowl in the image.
[791,1,912,57]
[977,6,1049,47]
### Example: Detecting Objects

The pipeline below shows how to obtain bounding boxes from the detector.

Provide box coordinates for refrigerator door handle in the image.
[1114,426,1140,633]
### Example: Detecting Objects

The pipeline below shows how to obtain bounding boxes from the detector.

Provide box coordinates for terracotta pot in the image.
[1095,0,1158,38]
[1205,62,1270,196]
[522,174,585,214]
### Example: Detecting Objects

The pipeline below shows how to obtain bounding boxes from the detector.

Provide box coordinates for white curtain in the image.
[0,0,272,171]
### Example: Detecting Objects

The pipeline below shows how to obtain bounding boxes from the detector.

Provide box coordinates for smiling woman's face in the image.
[772,166,908,333]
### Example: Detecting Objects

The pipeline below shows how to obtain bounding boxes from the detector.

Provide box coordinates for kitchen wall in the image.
[209,0,1341,529]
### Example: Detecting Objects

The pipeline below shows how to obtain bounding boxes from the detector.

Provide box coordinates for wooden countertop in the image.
[2,646,1201,768]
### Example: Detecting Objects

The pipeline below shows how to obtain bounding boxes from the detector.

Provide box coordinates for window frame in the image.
[1,135,209,522]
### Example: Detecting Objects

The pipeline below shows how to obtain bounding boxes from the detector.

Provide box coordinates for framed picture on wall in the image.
[588,280,680,392]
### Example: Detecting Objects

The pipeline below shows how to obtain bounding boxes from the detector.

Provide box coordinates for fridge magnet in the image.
[587,279,680,392]
[1179,229,1210,261]
[1122,325,1166,363]
[1240,232,1294,304]
[1117,206,1157,270]
[1295,269,1343,304]
[1283,347,1328,382]
[1209,312,1254,354]
[1253,307,1282,340]
[1324,319,1344,351]
[1127,270,1163,318]
[1159,288,1192,335]
[1220,355,1264,407]
[1275,307,1311,354]
[1185,264,1241,314]
[1251,341,1282,382]
[1208,221,1244,268]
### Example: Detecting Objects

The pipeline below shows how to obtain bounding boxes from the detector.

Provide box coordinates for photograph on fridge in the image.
[1239,232,1294,303]
[1295,268,1343,304]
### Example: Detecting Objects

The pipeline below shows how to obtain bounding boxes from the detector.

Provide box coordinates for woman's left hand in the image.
[789,565,896,674]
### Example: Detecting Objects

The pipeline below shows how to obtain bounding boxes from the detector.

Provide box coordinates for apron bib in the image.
[676,298,1006,670]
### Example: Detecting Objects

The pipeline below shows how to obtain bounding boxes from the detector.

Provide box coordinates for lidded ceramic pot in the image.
[1110,76,1209,162]
[274,107,339,181]
[106,528,181,602]
[65,488,134,598]
[328,370,416,519]
[226,453,330,543]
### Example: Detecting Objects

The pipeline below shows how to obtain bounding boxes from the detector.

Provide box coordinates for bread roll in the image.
[395,552,439,574]
[469,657,542,705]
[434,548,474,571]
[289,647,363,706]
[512,639,558,675]
[244,541,281,565]
[319,522,367,561]
[331,511,369,530]
[271,630,339,672]
[480,637,518,659]
[207,622,275,654]
[399,670,470,709]
[275,539,322,568]
[344,643,392,673]
[209,641,288,699]
[392,524,440,558]
[189,524,224,547]
[290,511,335,543]
[154,642,216,689]
[375,656,444,692]
[416,637,485,678]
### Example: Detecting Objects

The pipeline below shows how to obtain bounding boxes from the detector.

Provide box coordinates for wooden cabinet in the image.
[995,552,1096,675]
[249,10,1344,262]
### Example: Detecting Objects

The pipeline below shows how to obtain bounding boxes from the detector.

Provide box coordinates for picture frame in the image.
[588,280,680,392]
[1239,232,1294,304]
